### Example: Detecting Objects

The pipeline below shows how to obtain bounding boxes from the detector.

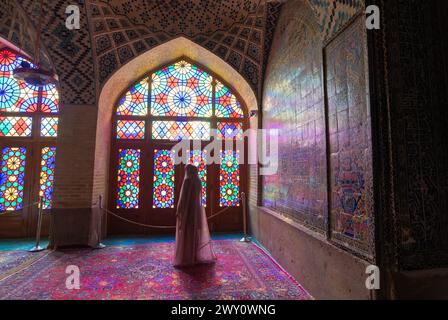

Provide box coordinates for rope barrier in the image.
[99,205,232,229]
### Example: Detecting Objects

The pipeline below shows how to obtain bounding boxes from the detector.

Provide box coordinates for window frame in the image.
[0,47,59,216]
[109,57,249,229]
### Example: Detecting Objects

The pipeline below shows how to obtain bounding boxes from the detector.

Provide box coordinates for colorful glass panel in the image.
[217,122,243,140]
[220,150,240,207]
[0,49,33,74]
[215,81,244,118]
[39,147,56,209]
[151,60,213,117]
[40,117,58,137]
[152,121,210,140]
[116,149,140,209]
[116,120,145,140]
[117,78,149,116]
[41,84,59,113]
[153,149,175,209]
[0,117,33,137]
[189,150,207,207]
[0,49,39,113]
[0,147,26,211]
[0,77,40,113]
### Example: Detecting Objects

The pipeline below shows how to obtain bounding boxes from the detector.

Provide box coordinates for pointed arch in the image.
[94,37,257,206]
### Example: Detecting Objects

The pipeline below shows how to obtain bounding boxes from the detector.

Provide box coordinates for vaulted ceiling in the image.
[0,0,363,105]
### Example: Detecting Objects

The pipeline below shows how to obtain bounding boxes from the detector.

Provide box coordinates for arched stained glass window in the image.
[215,80,244,119]
[0,47,59,212]
[151,61,213,118]
[117,78,149,116]
[112,59,246,213]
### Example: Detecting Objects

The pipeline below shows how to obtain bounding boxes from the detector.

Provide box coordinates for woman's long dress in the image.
[174,176,216,267]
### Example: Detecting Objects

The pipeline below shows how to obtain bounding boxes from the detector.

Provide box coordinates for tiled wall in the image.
[262,0,328,233]
[325,17,374,257]
[261,0,373,257]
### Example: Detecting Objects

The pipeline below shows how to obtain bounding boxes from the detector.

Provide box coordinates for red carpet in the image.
[0,240,312,300]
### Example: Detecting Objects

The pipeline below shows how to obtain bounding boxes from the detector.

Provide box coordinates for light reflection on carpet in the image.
[0,240,312,300]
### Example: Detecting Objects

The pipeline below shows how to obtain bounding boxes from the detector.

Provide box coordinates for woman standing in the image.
[174,164,216,267]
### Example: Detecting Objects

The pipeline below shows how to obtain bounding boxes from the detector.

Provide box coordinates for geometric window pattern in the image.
[220,150,240,207]
[153,149,175,209]
[151,61,213,118]
[114,60,245,210]
[0,147,26,212]
[0,48,38,113]
[39,147,56,209]
[116,78,149,116]
[0,49,59,114]
[0,116,33,137]
[215,81,244,118]
[152,121,210,141]
[189,150,207,207]
[40,117,59,137]
[116,149,140,209]
[0,47,59,213]
[217,122,243,140]
[116,120,145,140]
[0,77,40,113]
[41,84,59,114]
[115,60,243,119]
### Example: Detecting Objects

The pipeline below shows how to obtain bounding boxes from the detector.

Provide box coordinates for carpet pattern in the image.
[0,251,48,281]
[0,240,312,300]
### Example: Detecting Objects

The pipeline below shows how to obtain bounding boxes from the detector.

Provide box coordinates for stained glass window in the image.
[0,117,33,137]
[0,49,33,74]
[117,78,149,116]
[0,147,26,211]
[189,150,207,207]
[41,84,59,113]
[152,121,210,140]
[40,117,58,137]
[116,120,145,140]
[151,61,213,117]
[116,149,140,209]
[153,149,175,209]
[215,81,244,118]
[1,49,39,113]
[0,49,60,115]
[217,122,243,140]
[0,77,40,113]
[113,60,247,211]
[39,147,56,209]
[0,48,59,214]
[220,150,240,207]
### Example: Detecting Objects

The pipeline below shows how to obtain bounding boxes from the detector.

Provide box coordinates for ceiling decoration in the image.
[103,0,255,37]
[0,0,364,106]
[89,0,282,98]
[17,0,96,105]
[0,0,53,71]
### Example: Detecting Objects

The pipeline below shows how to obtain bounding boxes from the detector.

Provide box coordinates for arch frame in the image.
[94,37,257,219]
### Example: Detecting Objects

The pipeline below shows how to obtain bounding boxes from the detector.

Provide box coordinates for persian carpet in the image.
[0,250,48,282]
[0,240,312,300]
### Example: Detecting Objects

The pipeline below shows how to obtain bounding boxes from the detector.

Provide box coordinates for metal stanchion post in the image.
[240,192,251,243]
[29,197,45,252]
[95,195,106,249]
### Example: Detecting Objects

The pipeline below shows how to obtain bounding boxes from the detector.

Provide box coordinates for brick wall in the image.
[53,104,98,208]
